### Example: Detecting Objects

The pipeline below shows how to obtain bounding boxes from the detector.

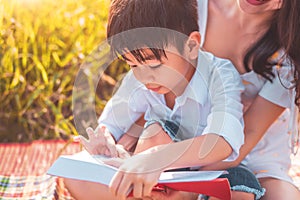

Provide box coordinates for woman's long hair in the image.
[244,0,300,108]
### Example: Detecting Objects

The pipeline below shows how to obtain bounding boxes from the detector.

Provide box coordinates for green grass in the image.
[0,0,128,142]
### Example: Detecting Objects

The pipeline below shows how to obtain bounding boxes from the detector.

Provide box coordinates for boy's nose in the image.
[140,73,155,84]
[135,66,155,84]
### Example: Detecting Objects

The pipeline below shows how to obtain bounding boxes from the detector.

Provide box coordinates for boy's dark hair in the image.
[107,0,199,62]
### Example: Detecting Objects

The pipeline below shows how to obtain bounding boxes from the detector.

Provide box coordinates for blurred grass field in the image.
[0,0,128,142]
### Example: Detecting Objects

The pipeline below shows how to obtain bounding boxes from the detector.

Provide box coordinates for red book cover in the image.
[48,151,231,200]
[155,178,231,200]
[127,178,231,200]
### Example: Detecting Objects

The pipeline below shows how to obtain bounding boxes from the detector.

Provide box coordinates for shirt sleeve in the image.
[259,66,293,108]
[201,56,245,161]
[98,71,148,141]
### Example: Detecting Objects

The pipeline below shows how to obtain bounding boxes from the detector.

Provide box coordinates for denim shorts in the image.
[201,165,265,200]
[144,119,182,142]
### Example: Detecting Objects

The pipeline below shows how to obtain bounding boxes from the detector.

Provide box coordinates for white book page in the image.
[48,150,225,185]
[48,151,117,185]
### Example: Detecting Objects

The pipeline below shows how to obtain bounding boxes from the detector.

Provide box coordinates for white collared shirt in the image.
[99,50,245,161]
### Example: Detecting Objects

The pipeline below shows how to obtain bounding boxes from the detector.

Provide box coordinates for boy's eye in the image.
[129,64,161,69]
[149,64,162,69]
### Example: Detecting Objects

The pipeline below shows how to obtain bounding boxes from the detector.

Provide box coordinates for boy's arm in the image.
[98,70,147,142]
[199,57,245,162]
[134,133,232,169]
[201,65,290,170]
[82,71,146,157]
[107,133,232,199]
[201,96,285,170]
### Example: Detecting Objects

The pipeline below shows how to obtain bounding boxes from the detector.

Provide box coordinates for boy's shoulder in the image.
[197,50,236,69]
[196,50,241,80]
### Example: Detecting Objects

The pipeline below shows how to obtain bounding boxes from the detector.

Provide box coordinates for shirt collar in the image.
[176,68,207,106]
[176,51,210,106]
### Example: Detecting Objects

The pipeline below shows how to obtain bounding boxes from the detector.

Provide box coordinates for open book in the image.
[47,151,231,200]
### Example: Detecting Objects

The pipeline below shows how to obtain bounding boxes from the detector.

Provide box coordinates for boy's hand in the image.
[106,152,163,200]
[78,126,130,158]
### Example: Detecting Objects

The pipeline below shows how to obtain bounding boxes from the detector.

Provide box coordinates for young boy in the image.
[66,0,245,199]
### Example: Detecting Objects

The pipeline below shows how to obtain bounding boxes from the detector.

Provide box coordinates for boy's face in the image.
[124,47,196,96]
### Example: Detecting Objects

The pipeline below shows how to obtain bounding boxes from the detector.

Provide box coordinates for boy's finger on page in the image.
[133,182,143,198]
[109,171,124,196]
[103,157,124,168]
[118,149,130,159]
[115,175,132,200]
[96,125,106,133]
[78,135,89,146]
[104,148,112,157]
[95,127,106,140]
[143,183,153,197]
[79,135,90,150]
[86,127,95,139]
[107,142,118,157]
[116,145,130,159]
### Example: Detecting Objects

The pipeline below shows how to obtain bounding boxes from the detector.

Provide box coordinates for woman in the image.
[121,0,300,199]
[195,0,300,199]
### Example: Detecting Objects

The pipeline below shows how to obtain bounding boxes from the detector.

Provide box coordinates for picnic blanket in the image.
[0,140,81,200]
[0,175,63,200]
[0,140,299,199]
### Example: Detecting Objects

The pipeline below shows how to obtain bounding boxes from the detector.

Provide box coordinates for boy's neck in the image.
[165,92,176,110]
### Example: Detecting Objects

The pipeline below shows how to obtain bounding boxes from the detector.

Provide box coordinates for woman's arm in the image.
[201,95,285,170]
[237,96,285,162]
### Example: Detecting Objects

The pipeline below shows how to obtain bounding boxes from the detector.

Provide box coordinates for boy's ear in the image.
[186,31,201,60]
